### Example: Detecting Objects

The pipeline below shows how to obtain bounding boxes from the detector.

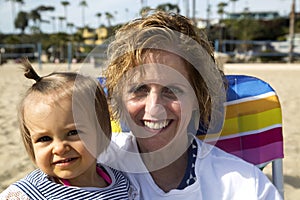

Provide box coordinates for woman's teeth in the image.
[144,120,170,130]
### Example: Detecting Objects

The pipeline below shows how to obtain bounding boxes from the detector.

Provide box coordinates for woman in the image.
[101,11,282,199]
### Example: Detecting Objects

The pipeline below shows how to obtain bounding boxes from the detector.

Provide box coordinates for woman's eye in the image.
[162,86,183,99]
[68,130,79,136]
[36,136,52,143]
[129,85,149,96]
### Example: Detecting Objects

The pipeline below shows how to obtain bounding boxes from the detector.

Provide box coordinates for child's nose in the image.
[52,140,70,155]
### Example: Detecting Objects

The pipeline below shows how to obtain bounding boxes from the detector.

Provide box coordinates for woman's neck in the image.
[149,150,188,192]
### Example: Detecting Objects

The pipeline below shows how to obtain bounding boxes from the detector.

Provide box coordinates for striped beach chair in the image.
[198,75,284,198]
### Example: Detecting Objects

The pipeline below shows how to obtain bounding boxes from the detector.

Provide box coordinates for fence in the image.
[214,39,299,62]
[1,40,297,68]
[0,43,42,68]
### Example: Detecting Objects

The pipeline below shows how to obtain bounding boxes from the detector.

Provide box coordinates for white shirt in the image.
[99,133,282,200]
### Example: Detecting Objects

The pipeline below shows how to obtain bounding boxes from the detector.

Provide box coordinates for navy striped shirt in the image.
[13,165,133,200]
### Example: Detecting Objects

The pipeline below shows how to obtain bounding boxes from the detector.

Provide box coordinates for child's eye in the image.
[36,136,52,143]
[68,130,79,136]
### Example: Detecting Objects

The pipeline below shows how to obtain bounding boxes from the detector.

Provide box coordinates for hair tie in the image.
[21,57,41,82]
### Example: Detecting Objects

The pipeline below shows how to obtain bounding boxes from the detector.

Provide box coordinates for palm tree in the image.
[217,2,228,52]
[206,0,211,30]
[61,1,70,30]
[6,0,17,32]
[58,16,66,32]
[229,0,238,14]
[105,12,114,27]
[140,6,151,17]
[29,9,42,30]
[8,0,25,32]
[36,6,55,33]
[51,16,57,33]
[217,2,228,20]
[125,8,129,21]
[95,12,102,27]
[67,22,74,34]
[15,0,24,12]
[79,0,88,27]
[14,11,28,34]
[156,3,180,13]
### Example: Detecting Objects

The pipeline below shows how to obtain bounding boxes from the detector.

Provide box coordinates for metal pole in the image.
[192,0,196,24]
[288,0,295,63]
[206,0,211,31]
[67,42,72,70]
[37,43,42,70]
[186,0,190,18]
[272,159,284,199]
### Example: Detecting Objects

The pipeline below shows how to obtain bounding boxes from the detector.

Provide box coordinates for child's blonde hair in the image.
[18,59,111,162]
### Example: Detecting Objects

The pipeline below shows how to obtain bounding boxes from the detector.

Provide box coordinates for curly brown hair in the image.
[104,11,226,132]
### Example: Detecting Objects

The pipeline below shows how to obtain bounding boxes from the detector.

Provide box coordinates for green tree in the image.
[29,9,41,29]
[140,6,151,17]
[15,0,24,12]
[105,12,114,27]
[79,0,88,27]
[36,6,55,33]
[51,16,56,33]
[58,16,66,32]
[229,0,238,14]
[14,11,28,34]
[6,0,17,32]
[217,2,228,20]
[61,1,70,30]
[67,22,74,35]
[96,12,102,27]
[156,3,180,13]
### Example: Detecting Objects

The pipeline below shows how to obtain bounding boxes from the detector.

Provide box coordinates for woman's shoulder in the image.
[195,138,255,168]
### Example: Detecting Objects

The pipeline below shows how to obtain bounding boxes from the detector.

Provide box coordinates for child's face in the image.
[24,95,98,184]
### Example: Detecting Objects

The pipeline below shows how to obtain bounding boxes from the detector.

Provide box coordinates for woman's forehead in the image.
[133,51,189,82]
[127,63,190,87]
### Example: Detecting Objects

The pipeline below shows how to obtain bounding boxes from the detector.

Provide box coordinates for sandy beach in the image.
[0,62,299,199]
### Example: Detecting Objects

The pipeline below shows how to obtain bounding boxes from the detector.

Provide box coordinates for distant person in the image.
[101,11,282,199]
[0,59,136,199]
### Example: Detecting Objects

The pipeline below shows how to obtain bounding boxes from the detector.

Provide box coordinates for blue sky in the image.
[0,0,292,34]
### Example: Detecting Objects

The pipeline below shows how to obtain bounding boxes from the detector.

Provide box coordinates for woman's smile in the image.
[143,119,171,130]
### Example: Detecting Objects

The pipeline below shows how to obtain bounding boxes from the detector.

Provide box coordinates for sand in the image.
[0,62,299,199]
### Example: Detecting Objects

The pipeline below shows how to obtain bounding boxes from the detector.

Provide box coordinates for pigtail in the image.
[21,57,41,82]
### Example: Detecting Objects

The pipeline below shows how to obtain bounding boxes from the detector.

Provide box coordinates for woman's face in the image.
[122,51,197,153]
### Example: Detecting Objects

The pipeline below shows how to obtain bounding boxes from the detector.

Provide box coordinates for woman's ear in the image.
[187,109,200,135]
[192,97,199,111]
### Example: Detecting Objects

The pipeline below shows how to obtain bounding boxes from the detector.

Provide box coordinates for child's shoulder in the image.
[0,184,30,200]
[98,163,127,181]
[0,169,45,200]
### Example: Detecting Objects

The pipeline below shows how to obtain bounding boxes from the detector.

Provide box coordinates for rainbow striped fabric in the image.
[198,75,284,167]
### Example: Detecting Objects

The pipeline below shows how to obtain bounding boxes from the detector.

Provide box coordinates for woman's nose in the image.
[145,90,167,119]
